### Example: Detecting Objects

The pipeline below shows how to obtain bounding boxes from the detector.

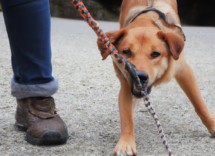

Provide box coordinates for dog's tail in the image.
[93,0,122,14]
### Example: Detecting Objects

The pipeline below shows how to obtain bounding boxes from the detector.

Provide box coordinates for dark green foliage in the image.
[49,0,215,26]
[49,0,119,21]
[93,0,122,14]
[178,0,215,26]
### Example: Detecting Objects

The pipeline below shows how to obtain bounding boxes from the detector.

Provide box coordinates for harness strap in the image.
[129,7,166,24]
[128,7,186,41]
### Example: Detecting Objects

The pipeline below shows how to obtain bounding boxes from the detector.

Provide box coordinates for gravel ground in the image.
[0,12,215,156]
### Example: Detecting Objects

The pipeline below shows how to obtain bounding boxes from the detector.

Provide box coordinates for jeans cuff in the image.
[11,76,59,99]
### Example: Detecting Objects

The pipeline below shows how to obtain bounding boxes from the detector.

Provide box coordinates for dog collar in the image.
[129,7,166,24]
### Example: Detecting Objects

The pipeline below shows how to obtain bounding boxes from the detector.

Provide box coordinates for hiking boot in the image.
[15,97,68,145]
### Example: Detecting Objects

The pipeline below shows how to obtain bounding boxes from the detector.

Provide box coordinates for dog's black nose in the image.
[136,70,149,83]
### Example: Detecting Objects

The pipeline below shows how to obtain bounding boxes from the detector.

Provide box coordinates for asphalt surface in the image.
[0,12,215,155]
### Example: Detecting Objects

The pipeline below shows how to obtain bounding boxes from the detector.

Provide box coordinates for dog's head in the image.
[97,27,184,97]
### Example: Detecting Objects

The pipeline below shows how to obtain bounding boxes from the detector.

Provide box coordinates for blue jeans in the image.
[0,0,58,99]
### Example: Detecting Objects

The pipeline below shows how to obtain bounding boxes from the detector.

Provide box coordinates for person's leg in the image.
[0,0,68,145]
[1,0,58,99]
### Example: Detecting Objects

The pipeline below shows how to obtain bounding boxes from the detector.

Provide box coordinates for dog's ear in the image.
[157,31,184,60]
[97,29,126,60]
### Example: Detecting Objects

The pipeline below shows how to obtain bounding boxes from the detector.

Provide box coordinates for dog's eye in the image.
[123,49,131,55]
[151,51,161,58]
[122,49,132,58]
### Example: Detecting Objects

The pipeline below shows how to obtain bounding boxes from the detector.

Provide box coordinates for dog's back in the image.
[120,0,180,27]
[95,0,180,30]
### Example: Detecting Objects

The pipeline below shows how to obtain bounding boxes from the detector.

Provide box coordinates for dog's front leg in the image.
[114,81,137,156]
[175,63,215,136]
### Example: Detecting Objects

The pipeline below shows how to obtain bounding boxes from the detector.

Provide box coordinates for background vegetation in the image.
[177,0,215,26]
[0,0,215,26]
[49,0,215,26]
[49,0,119,21]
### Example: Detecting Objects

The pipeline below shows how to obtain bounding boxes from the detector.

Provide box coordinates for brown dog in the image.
[97,0,215,155]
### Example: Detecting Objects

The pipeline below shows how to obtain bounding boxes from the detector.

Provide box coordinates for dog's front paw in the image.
[114,135,137,156]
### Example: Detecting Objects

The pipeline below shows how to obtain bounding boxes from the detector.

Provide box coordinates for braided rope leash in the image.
[144,95,173,156]
[71,0,173,155]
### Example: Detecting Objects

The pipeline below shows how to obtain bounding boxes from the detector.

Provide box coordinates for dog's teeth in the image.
[117,150,121,156]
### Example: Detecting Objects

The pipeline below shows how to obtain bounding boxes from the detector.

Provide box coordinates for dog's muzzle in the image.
[131,70,152,98]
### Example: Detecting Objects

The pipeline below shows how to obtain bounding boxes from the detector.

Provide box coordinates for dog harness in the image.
[127,7,185,42]
[129,7,166,23]
[71,0,174,155]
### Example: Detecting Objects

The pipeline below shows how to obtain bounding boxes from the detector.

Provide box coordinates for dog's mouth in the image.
[131,79,153,99]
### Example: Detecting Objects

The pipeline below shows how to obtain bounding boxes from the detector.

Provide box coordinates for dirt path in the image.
[0,13,215,155]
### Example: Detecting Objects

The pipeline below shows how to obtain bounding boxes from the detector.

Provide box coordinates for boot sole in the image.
[15,122,68,145]
[26,131,68,145]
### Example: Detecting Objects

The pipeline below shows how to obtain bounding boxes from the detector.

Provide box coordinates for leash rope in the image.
[144,95,173,156]
[71,0,173,155]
